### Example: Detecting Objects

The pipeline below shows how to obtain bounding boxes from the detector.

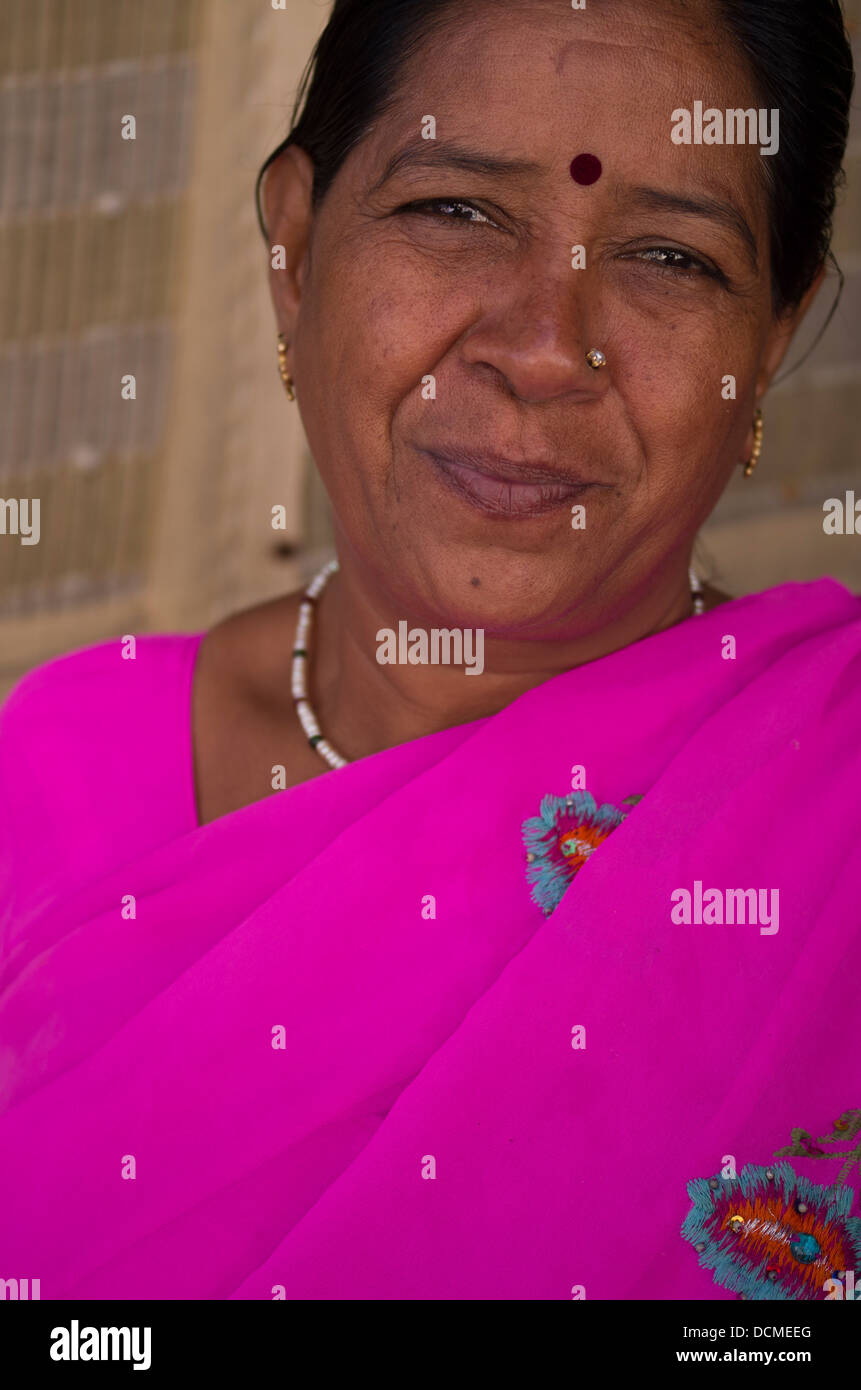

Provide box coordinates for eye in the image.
[398,198,496,226]
[630,246,719,280]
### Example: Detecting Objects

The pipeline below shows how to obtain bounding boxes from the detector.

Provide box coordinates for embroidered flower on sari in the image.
[682,1111,861,1300]
[521,790,631,916]
[682,1163,861,1300]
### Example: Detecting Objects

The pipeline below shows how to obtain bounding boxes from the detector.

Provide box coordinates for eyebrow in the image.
[368,138,543,195]
[368,140,760,269]
[620,184,759,269]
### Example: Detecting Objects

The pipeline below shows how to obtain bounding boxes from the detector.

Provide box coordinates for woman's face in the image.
[270,0,816,639]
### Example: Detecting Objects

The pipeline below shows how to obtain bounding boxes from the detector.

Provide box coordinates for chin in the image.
[388,541,599,637]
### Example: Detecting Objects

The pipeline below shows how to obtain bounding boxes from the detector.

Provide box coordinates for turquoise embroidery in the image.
[683,1112,861,1300]
[682,1164,861,1300]
[521,790,628,916]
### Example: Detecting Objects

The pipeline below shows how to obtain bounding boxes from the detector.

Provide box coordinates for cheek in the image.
[608,270,761,368]
[608,292,763,459]
[294,270,408,466]
[314,238,468,379]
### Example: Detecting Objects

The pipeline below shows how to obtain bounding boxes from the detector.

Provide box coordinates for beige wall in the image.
[147,0,333,632]
[0,0,331,695]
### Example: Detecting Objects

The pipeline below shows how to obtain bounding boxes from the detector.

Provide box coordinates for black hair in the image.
[715,0,853,313]
[255,0,854,316]
[255,0,446,230]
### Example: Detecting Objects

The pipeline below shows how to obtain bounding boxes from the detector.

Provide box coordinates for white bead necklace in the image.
[291,558,348,769]
[293,559,706,770]
[689,565,705,616]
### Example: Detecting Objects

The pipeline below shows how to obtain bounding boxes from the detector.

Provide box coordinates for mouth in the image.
[419,445,600,518]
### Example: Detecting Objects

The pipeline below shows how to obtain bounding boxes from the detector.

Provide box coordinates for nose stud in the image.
[586,348,607,370]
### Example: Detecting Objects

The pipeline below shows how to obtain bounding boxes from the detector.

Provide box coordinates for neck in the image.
[311,553,716,761]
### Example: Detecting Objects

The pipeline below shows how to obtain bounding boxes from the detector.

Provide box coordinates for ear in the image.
[740,263,828,461]
[260,144,316,369]
[756,263,828,401]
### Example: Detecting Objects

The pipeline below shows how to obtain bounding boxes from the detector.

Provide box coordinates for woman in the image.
[1,0,859,1301]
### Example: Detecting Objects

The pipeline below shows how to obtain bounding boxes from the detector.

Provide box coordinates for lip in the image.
[419,445,599,518]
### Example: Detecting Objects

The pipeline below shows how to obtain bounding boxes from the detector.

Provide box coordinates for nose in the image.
[459,258,610,405]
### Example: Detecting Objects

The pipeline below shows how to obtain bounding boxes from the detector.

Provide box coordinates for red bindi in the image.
[569,153,602,185]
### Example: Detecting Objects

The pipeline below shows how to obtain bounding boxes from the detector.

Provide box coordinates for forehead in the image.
[404,0,738,96]
[352,0,765,210]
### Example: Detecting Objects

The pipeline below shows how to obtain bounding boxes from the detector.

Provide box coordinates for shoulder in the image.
[727,577,861,668]
[0,633,203,773]
[194,591,302,703]
[0,633,204,919]
[191,591,314,824]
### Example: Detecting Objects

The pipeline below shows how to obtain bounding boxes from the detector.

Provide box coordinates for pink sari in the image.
[1,577,860,1301]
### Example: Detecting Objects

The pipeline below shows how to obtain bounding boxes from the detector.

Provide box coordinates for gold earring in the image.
[277,332,296,401]
[586,348,607,370]
[743,408,763,477]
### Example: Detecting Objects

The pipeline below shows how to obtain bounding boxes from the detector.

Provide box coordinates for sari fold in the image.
[1,578,860,1300]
